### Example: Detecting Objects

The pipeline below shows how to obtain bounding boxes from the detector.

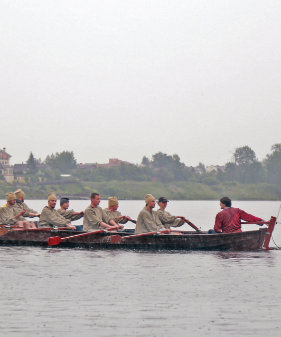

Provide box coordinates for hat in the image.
[48,193,57,201]
[60,197,69,206]
[108,196,118,207]
[158,197,169,203]
[14,189,25,199]
[6,192,16,202]
[145,194,155,204]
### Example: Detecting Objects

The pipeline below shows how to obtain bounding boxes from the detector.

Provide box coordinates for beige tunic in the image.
[135,207,165,234]
[103,208,128,224]
[83,205,111,231]
[156,209,184,229]
[57,209,83,221]
[39,206,70,228]
[0,206,18,225]
[14,201,38,218]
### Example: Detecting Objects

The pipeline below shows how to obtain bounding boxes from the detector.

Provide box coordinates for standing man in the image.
[103,196,133,229]
[83,193,122,232]
[14,189,40,218]
[157,196,185,229]
[135,194,169,234]
[0,192,36,229]
[214,196,263,233]
[39,193,76,229]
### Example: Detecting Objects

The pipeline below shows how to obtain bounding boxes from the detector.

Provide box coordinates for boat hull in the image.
[0,228,268,251]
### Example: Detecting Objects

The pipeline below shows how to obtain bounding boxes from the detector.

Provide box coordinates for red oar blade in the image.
[48,236,62,246]
[110,235,122,244]
[0,227,8,236]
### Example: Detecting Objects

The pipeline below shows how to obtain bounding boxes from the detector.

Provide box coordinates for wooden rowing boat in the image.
[0,217,276,251]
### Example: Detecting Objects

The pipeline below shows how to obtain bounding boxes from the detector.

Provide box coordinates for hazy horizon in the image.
[1,1,280,167]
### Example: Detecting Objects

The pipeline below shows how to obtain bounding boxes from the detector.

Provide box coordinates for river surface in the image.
[0,200,280,336]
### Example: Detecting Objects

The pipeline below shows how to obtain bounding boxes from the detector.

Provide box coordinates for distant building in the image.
[77,163,97,170]
[78,158,133,170]
[0,148,14,183]
[205,165,225,173]
[13,163,29,183]
[97,158,132,168]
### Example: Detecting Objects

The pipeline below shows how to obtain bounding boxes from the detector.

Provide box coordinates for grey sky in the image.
[1,0,280,166]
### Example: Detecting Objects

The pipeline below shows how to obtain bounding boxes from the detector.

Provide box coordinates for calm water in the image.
[0,200,281,337]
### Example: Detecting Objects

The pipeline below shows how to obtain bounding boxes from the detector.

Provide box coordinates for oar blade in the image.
[110,234,122,244]
[48,236,62,246]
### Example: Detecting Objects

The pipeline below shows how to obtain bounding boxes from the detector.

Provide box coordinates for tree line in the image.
[22,144,281,192]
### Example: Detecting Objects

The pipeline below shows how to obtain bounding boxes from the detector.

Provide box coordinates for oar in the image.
[121,228,170,240]
[183,218,201,232]
[241,220,269,225]
[48,227,116,246]
[0,227,8,236]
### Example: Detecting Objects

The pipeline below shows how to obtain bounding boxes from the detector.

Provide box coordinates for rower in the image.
[103,196,134,229]
[135,194,170,234]
[212,196,263,233]
[83,193,122,232]
[39,193,76,230]
[156,196,186,229]
[0,192,36,229]
[57,197,84,231]
[14,189,40,226]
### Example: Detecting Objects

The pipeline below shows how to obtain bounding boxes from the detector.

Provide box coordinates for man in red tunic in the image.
[214,197,263,233]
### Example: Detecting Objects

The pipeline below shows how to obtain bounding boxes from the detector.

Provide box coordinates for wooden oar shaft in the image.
[48,227,116,246]
[241,221,269,225]
[183,218,201,232]
[121,229,170,240]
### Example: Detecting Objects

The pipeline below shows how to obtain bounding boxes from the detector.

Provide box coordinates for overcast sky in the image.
[1,0,280,166]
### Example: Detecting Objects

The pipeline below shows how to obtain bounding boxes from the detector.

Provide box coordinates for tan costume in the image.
[13,189,38,218]
[13,201,37,218]
[39,206,70,228]
[103,209,127,224]
[156,209,184,229]
[57,209,83,221]
[103,196,127,224]
[83,205,111,231]
[0,207,18,225]
[135,207,165,234]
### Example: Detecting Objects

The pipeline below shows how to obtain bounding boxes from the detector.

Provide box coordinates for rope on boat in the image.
[271,206,281,249]
[271,235,281,250]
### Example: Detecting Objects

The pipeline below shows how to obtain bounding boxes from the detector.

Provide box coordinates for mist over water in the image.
[0,200,280,336]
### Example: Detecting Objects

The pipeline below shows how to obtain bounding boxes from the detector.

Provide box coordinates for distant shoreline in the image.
[0,180,280,201]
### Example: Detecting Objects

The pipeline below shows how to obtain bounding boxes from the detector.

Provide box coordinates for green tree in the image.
[264,143,281,186]
[231,146,263,183]
[45,151,77,173]
[141,156,150,167]
[234,146,257,166]
[27,152,38,173]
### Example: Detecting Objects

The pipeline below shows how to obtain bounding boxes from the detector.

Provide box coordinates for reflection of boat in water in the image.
[0,217,276,251]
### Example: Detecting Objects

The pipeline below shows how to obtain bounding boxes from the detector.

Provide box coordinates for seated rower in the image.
[103,196,134,229]
[83,193,122,232]
[39,193,76,230]
[213,196,263,233]
[156,196,185,229]
[57,197,84,222]
[135,194,170,234]
[0,192,36,229]
[14,189,40,218]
